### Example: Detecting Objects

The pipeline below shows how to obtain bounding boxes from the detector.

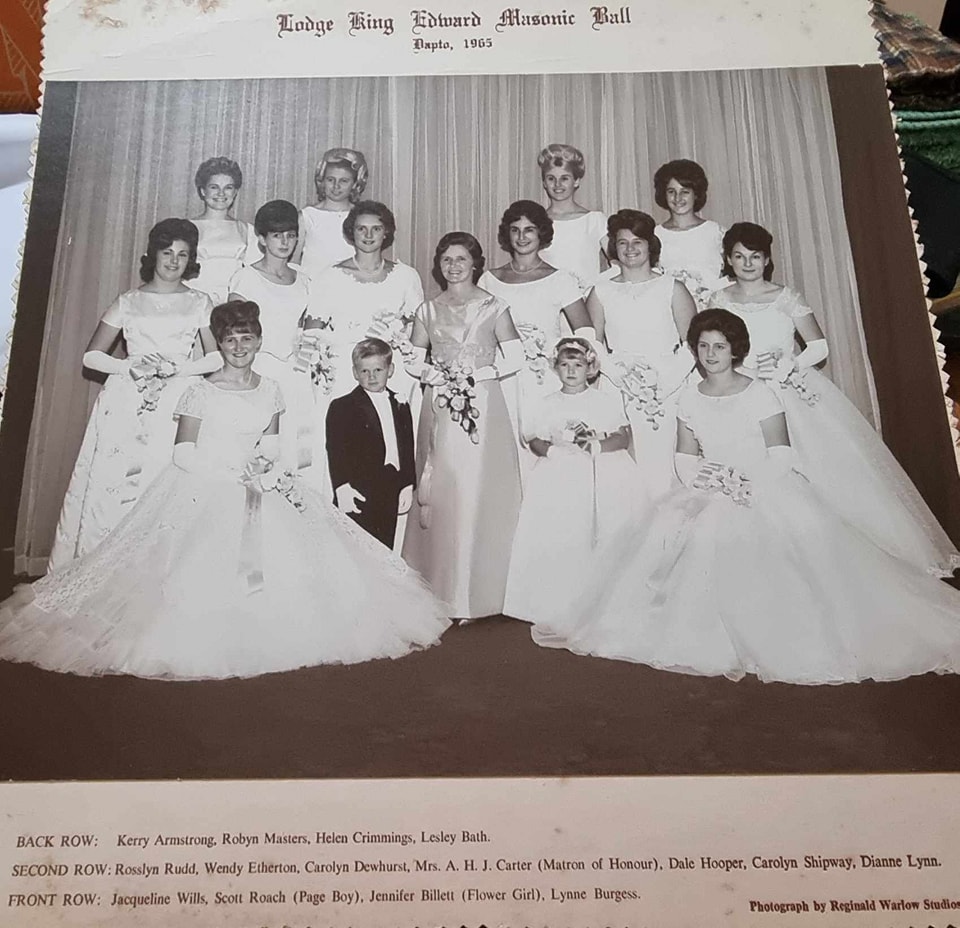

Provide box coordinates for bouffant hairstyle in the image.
[537,143,586,180]
[497,200,554,253]
[314,147,368,202]
[553,336,599,375]
[194,157,243,197]
[606,209,661,266]
[721,221,775,281]
[686,308,751,367]
[431,232,486,289]
[342,200,397,250]
[254,199,299,237]
[139,218,200,283]
[211,300,262,343]
[352,337,393,366]
[653,159,709,213]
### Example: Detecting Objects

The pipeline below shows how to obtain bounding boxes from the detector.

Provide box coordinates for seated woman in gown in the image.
[532,309,960,685]
[0,301,450,680]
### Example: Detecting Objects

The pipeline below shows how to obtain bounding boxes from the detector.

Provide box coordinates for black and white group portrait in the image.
[1,67,959,707]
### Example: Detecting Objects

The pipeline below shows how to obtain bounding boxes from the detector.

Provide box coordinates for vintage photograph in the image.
[1,65,959,781]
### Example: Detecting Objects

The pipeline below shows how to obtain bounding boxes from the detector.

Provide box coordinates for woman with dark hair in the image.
[532,309,960,685]
[478,200,593,475]
[303,200,424,485]
[297,147,369,282]
[401,232,525,619]
[228,199,315,478]
[586,209,697,500]
[187,156,260,304]
[652,159,726,305]
[0,301,449,680]
[48,218,218,569]
[709,222,959,576]
[536,143,609,291]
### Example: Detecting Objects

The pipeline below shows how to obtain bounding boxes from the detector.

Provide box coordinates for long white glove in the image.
[675,452,703,488]
[173,441,219,478]
[256,434,281,463]
[82,350,131,376]
[335,482,366,514]
[468,339,524,382]
[405,346,445,386]
[750,444,801,487]
[793,338,828,371]
[177,352,224,376]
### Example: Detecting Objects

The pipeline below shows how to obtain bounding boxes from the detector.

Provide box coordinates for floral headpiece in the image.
[551,336,599,371]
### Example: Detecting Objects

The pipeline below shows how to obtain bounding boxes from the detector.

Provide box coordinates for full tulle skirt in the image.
[533,473,960,684]
[0,467,450,680]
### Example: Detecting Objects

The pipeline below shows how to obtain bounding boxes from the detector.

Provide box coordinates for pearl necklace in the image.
[509,258,545,274]
[352,256,386,276]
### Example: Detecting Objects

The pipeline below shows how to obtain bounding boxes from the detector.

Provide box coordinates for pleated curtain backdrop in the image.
[14,67,875,572]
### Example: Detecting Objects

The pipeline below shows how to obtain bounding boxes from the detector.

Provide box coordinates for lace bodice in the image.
[678,379,784,474]
[416,295,510,368]
[102,289,212,362]
[708,287,814,370]
[175,378,285,476]
[305,263,425,348]
[478,269,581,341]
[594,274,682,362]
[228,266,309,361]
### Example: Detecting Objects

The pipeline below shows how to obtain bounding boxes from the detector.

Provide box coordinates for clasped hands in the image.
[548,421,601,457]
[129,353,178,380]
[753,349,794,383]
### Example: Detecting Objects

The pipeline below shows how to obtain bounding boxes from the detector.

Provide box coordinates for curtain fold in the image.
[15,68,874,570]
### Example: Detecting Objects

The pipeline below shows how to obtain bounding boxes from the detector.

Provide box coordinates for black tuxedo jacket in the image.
[325,386,415,499]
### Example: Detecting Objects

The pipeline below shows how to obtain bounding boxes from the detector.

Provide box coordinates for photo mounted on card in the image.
[2,0,960,778]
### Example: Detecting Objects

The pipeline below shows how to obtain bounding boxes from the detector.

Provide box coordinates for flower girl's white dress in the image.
[0,378,450,680]
[533,381,960,685]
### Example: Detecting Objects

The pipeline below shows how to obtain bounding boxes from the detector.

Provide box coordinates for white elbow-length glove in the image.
[82,351,132,376]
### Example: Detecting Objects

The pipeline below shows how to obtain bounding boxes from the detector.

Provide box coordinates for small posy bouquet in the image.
[612,358,663,429]
[295,329,338,395]
[515,321,550,385]
[782,368,819,406]
[130,356,178,414]
[243,455,306,512]
[666,268,711,308]
[368,309,415,365]
[757,348,819,406]
[434,360,481,444]
[692,461,753,507]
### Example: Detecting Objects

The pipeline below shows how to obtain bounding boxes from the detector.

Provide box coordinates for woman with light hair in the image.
[536,142,608,291]
[296,147,369,281]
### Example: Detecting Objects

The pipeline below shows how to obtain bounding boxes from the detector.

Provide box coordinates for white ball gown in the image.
[655,219,726,307]
[401,296,522,620]
[533,381,960,685]
[48,288,213,570]
[477,268,583,474]
[0,378,450,680]
[539,210,607,292]
[594,273,695,500]
[503,386,649,625]
[227,265,316,476]
[709,286,960,577]
[299,206,354,282]
[186,218,261,304]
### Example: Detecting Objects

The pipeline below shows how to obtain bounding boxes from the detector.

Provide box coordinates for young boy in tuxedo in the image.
[325,338,415,548]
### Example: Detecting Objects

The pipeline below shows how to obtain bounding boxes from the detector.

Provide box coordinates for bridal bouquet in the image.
[515,321,550,385]
[611,358,664,429]
[130,356,178,414]
[368,309,415,365]
[782,368,820,406]
[434,360,481,444]
[243,456,306,512]
[295,328,337,395]
[692,461,753,507]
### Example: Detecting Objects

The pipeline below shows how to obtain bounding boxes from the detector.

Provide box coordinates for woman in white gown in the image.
[402,232,525,620]
[708,221,960,577]
[536,143,608,293]
[303,200,424,490]
[228,199,314,478]
[533,310,960,685]
[295,147,368,283]
[478,200,594,476]
[587,209,697,501]
[0,301,450,680]
[186,157,261,304]
[503,337,648,625]
[653,159,726,308]
[49,219,219,570]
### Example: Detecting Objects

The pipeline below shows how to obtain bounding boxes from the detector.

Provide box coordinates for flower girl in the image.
[0,301,450,680]
[532,311,960,685]
[503,337,648,625]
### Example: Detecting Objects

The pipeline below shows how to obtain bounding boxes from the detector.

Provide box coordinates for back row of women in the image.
[3,144,959,686]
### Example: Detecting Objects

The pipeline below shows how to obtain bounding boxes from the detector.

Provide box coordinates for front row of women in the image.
[2,290,960,684]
